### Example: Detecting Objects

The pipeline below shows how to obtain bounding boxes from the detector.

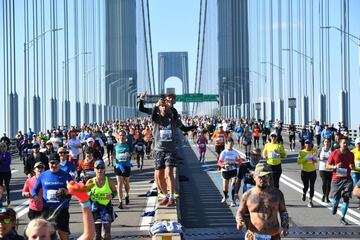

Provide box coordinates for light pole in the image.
[100,73,115,122]
[221,77,227,116]
[282,48,313,125]
[23,27,63,132]
[61,52,91,126]
[260,61,284,121]
[320,25,360,128]
[247,70,267,120]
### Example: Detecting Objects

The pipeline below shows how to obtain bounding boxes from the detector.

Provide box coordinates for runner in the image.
[87,160,117,240]
[66,130,82,167]
[77,147,96,183]
[58,147,77,180]
[134,133,145,169]
[318,138,333,203]
[297,139,318,207]
[22,162,45,220]
[24,143,49,178]
[351,137,360,208]
[242,126,252,159]
[235,148,261,203]
[212,125,228,160]
[263,131,287,189]
[236,163,289,239]
[196,129,208,163]
[114,130,132,209]
[326,136,355,225]
[32,153,73,240]
[0,142,12,207]
[0,208,23,240]
[288,123,296,151]
[252,124,260,148]
[218,137,243,207]
[105,130,116,166]
[142,125,153,159]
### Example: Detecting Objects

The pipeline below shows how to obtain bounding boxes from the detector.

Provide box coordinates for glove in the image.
[67,181,90,203]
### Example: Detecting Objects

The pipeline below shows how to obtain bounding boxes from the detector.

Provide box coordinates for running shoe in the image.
[221,197,227,203]
[326,197,330,203]
[302,194,306,201]
[118,202,124,209]
[321,195,325,202]
[159,198,169,206]
[230,201,235,207]
[167,199,176,207]
[340,218,349,225]
[307,202,314,208]
[125,196,130,205]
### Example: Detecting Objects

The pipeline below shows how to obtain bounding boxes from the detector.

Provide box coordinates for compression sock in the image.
[231,189,235,201]
[223,191,228,198]
[332,198,340,207]
[341,202,349,218]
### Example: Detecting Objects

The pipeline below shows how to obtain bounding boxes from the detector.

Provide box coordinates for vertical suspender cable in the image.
[146,0,156,94]
[140,0,152,95]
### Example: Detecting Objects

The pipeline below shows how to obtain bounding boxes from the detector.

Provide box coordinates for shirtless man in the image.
[236,163,289,240]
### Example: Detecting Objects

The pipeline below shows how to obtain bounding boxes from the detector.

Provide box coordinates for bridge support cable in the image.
[192,0,203,114]
[140,0,152,95]
[196,0,208,114]
[146,0,156,95]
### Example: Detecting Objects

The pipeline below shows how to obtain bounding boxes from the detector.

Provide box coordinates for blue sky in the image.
[1,0,360,133]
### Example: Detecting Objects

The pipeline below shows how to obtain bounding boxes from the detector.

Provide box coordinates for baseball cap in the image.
[0,208,16,224]
[304,139,312,144]
[34,161,45,169]
[251,148,261,155]
[94,160,105,169]
[251,163,272,177]
[355,138,360,145]
[86,137,95,144]
[270,131,277,136]
[49,153,60,162]
[32,143,40,149]
[85,147,94,154]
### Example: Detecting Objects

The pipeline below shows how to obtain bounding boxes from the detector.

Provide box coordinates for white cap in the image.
[355,138,360,145]
[270,131,277,136]
[86,137,95,143]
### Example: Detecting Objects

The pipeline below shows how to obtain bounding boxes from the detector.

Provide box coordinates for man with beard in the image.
[236,163,289,240]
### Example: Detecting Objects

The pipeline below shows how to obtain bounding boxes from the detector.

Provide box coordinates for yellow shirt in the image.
[297,149,317,172]
[351,148,360,172]
[263,143,287,166]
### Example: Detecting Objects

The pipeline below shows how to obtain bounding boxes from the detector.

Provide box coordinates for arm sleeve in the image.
[138,99,153,115]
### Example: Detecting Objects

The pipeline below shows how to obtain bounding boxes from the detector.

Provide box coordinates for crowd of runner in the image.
[0,92,360,239]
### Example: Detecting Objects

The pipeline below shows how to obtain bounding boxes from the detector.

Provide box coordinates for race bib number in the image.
[159,129,172,142]
[117,153,128,161]
[199,144,206,148]
[46,190,59,203]
[270,152,278,159]
[253,233,271,240]
[243,139,248,145]
[216,138,224,143]
[356,160,360,169]
[336,168,347,177]
[136,145,143,151]
[224,158,236,171]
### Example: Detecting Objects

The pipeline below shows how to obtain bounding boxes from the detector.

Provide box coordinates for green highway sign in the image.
[143,94,219,103]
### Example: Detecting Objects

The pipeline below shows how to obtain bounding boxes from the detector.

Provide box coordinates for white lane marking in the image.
[140,182,157,231]
[16,205,30,218]
[11,169,18,174]
[281,174,360,220]
[280,176,360,225]
[14,200,30,218]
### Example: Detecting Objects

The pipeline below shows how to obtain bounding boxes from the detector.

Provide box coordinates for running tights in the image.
[301,170,317,199]
[319,171,332,199]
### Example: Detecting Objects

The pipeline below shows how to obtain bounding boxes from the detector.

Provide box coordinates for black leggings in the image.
[0,171,11,203]
[301,170,317,199]
[319,170,332,198]
[270,164,282,189]
[253,137,259,148]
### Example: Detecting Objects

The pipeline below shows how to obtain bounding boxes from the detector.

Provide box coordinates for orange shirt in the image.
[142,129,153,143]
[212,130,228,146]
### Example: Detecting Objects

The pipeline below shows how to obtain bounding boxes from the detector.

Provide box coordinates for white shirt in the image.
[67,138,81,158]
[319,148,332,171]
[219,149,240,172]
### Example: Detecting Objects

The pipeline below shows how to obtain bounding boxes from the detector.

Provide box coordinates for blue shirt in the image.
[59,160,77,178]
[32,170,73,209]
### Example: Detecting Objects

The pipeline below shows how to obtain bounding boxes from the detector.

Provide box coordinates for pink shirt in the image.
[23,176,43,211]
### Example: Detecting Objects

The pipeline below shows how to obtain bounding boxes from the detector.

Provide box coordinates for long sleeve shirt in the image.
[0,152,11,172]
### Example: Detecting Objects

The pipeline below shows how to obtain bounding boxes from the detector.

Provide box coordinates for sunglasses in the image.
[59,152,66,154]
[49,161,59,165]
[95,167,105,170]
[258,174,270,179]
[0,217,11,224]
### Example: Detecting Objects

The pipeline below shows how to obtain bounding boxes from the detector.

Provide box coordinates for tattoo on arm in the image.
[280,212,289,229]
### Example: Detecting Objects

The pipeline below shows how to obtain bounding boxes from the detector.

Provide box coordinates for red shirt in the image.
[327,149,354,182]
[23,176,43,211]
